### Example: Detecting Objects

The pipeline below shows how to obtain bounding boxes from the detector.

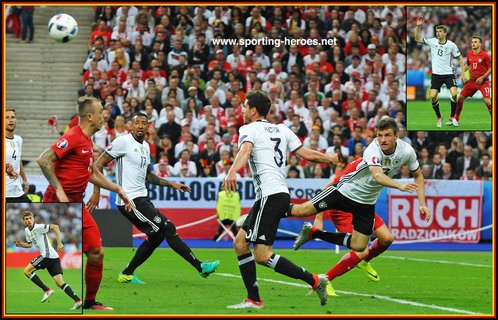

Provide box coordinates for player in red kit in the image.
[294,158,394,295]
[37,97,131,311]
[451,35,492,126]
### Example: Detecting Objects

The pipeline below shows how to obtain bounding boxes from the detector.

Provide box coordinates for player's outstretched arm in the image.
[15,240,32,248]
[369,165,418,193]
[414,16,425,43]
[295,146,338,165]
[458,55,467,83]
[146,166,192,192]
[412,168,431,222]
[37,148,69,202]
[222,141,252,193]
[49,224,64,252]
[89,162,132,212]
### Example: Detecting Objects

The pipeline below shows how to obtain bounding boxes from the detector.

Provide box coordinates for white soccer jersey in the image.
[6,135,24,198]
[25,224,59,259]
[238,120,302,200]
[338,138,419,205]
[423,37,461,75]
[106,133,151,205]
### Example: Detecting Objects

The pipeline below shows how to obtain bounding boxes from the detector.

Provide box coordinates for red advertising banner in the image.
[389,180,483,244]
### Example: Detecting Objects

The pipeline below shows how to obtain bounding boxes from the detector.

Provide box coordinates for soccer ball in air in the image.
[48,13,78,43]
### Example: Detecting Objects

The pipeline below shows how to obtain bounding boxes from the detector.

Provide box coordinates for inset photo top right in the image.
[406,6,493,131]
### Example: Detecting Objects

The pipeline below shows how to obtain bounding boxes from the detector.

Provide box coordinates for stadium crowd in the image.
[74,5,491,182]
[6,203,83,250]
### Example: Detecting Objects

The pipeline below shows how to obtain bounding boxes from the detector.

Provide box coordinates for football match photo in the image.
[406,6,493,131]
[3,4,495,317]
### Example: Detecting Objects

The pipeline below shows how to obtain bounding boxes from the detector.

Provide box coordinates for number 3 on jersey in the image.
[270,137,284,167]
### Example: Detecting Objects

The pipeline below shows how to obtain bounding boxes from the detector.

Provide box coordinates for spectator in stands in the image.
[435,162,458,180]
[475,154,491,179]
[446,137,464,174]
[461,167,480,181]
[157,111,181,144]
[91,19,112,47]
[455,145,480,179]
[346,126,366,156]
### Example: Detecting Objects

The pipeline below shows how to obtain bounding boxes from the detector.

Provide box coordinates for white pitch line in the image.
[381,256,492,268]
[215,273,483,315]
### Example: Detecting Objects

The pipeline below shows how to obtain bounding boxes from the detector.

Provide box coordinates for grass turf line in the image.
[80,247,492,315]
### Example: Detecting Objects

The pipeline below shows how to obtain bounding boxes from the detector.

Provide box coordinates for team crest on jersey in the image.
[10,142,15,148]
[140,147,144,154]
[372,156,380,164]
[383,158,392,167]
[478,59,482,62]
[56,139,68,149]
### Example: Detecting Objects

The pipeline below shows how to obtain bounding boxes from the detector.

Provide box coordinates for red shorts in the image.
[460,81,491,99]
[323,209,385,234]
[43,187,102,252]
[83,205,102,252]
[43,187,84,203]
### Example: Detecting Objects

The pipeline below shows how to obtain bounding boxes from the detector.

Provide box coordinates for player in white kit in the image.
[414,17,466,127]
[6,109,30,202]
[222,90,338,309]
[92,113,219,284]
[290,118,431,257]
[15,210,82,309]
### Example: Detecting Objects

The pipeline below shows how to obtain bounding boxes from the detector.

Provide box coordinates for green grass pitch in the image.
[78,247,492,316]
[407,100,492,131]
[5,268,82,314]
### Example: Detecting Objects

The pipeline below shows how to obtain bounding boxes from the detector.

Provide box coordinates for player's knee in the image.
[484,98,491,105]
[87,246,104,264]
[351,244,368,252]
[23,268,32,277]
[55,280,65,288]
[148,232,164,247]
[381,234,394,246]
[430,93,438,101]
[162,220,178,240]
[457,95,465,102]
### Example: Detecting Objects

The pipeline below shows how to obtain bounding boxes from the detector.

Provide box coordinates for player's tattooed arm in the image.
[146,167,191,192]
[37,148,68,201]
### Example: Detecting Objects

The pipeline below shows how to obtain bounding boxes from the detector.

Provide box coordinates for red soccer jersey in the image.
[48,125,94,194]
[466,50,491,83]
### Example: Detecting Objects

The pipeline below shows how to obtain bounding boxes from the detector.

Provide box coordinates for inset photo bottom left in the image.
[5,202,83,314]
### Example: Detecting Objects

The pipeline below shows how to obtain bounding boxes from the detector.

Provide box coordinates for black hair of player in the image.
[131,112,147,121]
[246,90,271,118]
[374,117,398,135]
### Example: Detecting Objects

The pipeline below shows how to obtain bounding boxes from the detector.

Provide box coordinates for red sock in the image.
[309,226,318,239]
[85,261,103,301]
[363,238,390,262]
[455,101,464,122]
[325,251,361,281]
[485,101,492,116]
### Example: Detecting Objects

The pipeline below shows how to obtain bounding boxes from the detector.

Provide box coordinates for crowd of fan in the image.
[77,5,491,182]
[6,203,83,250]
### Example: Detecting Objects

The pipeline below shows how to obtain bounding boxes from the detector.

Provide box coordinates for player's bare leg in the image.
[356,224,394,281]
[288,200,318,218]
[446,87,460,126]
[52,273,82,309]
[430,89,443,127]
[24,263,53,302]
